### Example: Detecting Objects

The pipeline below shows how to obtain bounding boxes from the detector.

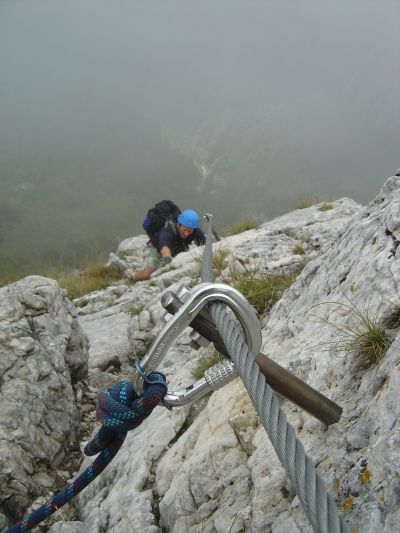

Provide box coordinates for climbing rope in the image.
[4,373,167,533]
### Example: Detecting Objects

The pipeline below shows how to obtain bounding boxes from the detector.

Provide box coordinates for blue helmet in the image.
[178,209,200,229]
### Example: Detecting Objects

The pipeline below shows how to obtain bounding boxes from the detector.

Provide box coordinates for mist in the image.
[0,0,399,276]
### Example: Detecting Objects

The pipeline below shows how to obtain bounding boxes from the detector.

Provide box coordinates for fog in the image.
[0,0,399,277]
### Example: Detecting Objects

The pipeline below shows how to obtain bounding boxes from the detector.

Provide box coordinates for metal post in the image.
[201,214,215,284]
[162,291,342,426]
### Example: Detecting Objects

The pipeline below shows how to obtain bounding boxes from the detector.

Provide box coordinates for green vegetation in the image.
[294,196,321,209]
[213,246,230,278]
[294,197,334,211]
[229,267,298,315]
[54,261,122,300]
[318,202,334,211]
[382,307,400,330]
[192,350,225,380]
[0,271,21,288]
[313,299,392,369]
[128,305,144,316]
[226,215,260,236]
[191,245,230,278]
[292,244,305,255]
[380,267,400,330]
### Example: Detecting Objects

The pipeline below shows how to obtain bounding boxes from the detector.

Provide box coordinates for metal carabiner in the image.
[131,282,262,396]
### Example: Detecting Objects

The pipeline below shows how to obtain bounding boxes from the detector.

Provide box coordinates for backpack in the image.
[143,200,181,238]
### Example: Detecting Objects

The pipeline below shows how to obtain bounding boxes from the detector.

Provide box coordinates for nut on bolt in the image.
[176,285,191,303]
[189,330,211,350]
[162,311,173,323]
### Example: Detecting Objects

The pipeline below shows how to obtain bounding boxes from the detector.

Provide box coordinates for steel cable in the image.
[207,301,349,533]
[200,216,349,533]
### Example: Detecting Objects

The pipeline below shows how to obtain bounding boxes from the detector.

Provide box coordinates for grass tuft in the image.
[292,244,305,255]
[192,351,224,380]
[226,215,260,236]
[382,307,400,330]
[313,298,392,369]
[229,267,298,315]
[129,305,144,316]
[318,202,333,211]
[294,196,321,209]
[191,245,230,278]
[213,246,230,278]
[55,262,122,300]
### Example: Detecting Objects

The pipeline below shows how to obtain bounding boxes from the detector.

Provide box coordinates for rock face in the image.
[68,194,364,533]
[4,176,400,532]
[0,276,89,524]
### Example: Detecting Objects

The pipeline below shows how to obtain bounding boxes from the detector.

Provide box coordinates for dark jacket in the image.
[152,221,205,256]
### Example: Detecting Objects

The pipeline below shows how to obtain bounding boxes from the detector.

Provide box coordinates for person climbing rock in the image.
[132,206,205,281]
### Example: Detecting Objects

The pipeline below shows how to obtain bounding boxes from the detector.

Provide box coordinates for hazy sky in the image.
[1,0,398,181]
[0,0,399,274]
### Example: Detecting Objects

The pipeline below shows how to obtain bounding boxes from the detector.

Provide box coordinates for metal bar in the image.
[163,292,342,426]
[212,229,221,242]
[201,213,215,283]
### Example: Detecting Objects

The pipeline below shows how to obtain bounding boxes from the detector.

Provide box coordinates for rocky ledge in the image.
[1,173,400,532]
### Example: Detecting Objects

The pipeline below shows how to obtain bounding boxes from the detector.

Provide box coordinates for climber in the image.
[132,208,206,281]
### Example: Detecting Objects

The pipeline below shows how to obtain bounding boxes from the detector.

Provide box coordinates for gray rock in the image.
[7,175,400,533]
[0,276,88,522]
[49,521,85,533]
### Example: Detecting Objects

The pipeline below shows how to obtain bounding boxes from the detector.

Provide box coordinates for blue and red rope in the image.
[4,372,167,533]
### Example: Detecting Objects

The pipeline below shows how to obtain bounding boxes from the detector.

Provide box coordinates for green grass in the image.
[313,298,392,369]
[318,202,334,211]
[382,307,400,330]
[0,256,123,297]
[294,196,321,209]
[128,305,144,316]
[191,245,230,278]
[225,215,260,236]
[192,351,224,380]
[213,246,230,277]
[292,244,305,255]
[379,266,400,330]
[54,261,122,300]
[0,271,22,288]
[229,267,298,315]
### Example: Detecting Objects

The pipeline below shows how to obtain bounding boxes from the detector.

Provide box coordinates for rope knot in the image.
[84,372,167,456]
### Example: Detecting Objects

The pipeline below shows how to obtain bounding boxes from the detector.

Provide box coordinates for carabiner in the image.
[132,282,262,395]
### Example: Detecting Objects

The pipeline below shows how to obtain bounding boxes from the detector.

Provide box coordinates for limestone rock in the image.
[110,234,149,273]
[0,276,89,522]
[7,176,400,533]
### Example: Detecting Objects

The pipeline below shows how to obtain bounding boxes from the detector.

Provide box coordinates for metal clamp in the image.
[132,282,262,396]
